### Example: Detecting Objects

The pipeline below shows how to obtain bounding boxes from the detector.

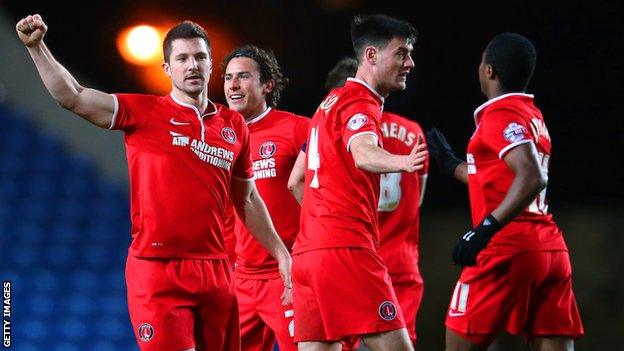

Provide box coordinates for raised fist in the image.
[16,14,48,47]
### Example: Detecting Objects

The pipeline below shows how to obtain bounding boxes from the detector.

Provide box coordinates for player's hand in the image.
[277,253,293,305]
[425,128,463,177]
[402,134,428,172]
[452,215,501,267]
[16,14,48,47]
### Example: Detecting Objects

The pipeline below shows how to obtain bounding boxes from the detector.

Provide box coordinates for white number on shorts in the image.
[378,173,402,211]
[284,309,294,337]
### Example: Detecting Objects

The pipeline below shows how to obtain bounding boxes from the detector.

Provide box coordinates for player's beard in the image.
[174,77,207,98]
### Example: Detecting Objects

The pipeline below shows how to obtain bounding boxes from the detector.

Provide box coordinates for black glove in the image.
[425,128,463,178]
[452,214,502,267]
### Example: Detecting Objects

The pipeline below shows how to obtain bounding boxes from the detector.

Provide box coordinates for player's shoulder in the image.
[270,108,309,122]
[115,93,165,105]
[483,94,538,119]
[215,102,247,127]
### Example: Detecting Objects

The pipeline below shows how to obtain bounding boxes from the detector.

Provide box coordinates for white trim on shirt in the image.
[346,131,379,152]
[473,93,534,125]
[169,93,218,117]
[346,77,385,105]
[246,107,272,125]
[109,94,119,130]
[498,139,533,159]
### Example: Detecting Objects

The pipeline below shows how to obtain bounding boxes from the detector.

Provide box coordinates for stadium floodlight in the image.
[117,25,163,65]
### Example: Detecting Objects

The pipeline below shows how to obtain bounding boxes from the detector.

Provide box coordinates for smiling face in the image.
[223,56,272,119]
[163,38,212,97]
[374,37,414,95]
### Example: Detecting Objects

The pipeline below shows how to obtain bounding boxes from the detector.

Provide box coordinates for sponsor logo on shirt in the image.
[347,113,369,131]
[378,301,397,321]
[259,141,277,158]
[170,131,190,146]
[252,158,276,180]
[221,127,237,144]
[503,122,527,143]
[169,117,191,126]
[138,323,154,342]
[170,131,235,171]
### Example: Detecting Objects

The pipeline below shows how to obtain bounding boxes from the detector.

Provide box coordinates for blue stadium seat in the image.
[27,294,55,318]
[1,104,135,349]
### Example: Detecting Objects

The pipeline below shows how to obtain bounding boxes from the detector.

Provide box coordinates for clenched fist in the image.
[16,14,48,47]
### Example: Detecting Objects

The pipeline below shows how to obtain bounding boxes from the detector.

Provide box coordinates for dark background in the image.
[4,0,623,207]
[3,0,623,350]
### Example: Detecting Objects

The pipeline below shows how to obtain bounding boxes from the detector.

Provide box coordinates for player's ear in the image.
[485,64,495,80]
[263,79,275,94]
[364,46,377,65]
[162,62,171,77]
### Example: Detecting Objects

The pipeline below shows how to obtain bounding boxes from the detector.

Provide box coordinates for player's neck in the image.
[483,81,506,100]
[354,71,388,98]
[244,103,269,122]
[171,89,210,113]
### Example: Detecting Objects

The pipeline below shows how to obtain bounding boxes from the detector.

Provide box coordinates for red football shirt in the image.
[294,78,385,254]
[377,112,428,276]
[234,108,309,279]
[467,93,567,255]
[111,93,253,259]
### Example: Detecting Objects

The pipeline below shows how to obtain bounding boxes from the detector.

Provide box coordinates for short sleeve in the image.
[480,107,534,159]
[340,99,383,151]
[232,122,254,180]
[111,94,151,131]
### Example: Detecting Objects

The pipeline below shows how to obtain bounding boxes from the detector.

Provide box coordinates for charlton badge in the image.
[221,127,237,144]
[378,301,397,321]
[138,323,154,342]
[259,141,277,158]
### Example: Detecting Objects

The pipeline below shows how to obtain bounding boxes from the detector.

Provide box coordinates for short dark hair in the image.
[484,33,537,92]
[350,14,417,62]
[163,21,211,63]
[325,57,357,91]
[221,45,288,107]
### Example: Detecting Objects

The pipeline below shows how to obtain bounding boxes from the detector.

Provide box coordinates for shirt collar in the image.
[246,107,272,125]
[473,92,534,125]
[346,77,385,105]
[169,93,218,117]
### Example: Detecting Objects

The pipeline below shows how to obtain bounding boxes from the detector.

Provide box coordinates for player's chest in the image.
[141,110,244,166]
[249,133,295,180]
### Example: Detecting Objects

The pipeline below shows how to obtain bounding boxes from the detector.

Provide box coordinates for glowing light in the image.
[117,25,163,65]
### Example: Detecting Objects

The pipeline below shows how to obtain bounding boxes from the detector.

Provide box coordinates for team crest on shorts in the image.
[347,113,368,131]
[221,127,237,144]
[378,301,397,321]
[503,122,527,143]
[259,141,277,158]
[138,323,154,342]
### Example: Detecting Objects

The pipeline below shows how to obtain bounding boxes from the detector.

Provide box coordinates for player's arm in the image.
[350,134,427,173]
[16,14,115,129]
[287,150,306,204]
[491,142,546,223]
[452,142,546,267]
[230,177,292,304]
[425,128,468,184]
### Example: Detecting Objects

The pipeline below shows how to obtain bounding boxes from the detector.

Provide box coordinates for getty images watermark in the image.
[3,281,10,348]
